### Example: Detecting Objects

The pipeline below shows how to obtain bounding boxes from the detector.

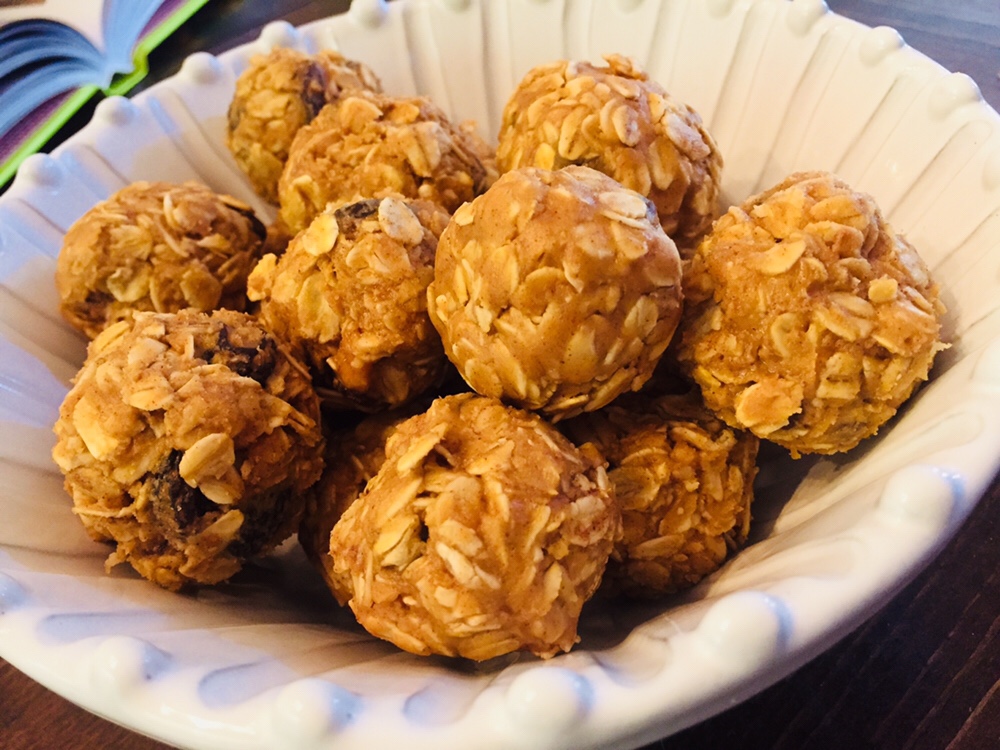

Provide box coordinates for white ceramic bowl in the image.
[2,1,1000,748]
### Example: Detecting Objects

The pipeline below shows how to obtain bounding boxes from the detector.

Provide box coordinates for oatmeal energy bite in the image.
[248,196,452,411]
[56,181,266,339]
[497,54,722,249]
[226,47,382,203]
[428,165,683,420]
[328,394,620,660]
[52,309,325,591]
[678,171,947,456]
[277,90,496,236]
[563,393,758,597]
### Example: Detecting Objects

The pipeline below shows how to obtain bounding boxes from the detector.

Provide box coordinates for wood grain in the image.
[828,0,1000,113]
[2,2,999,749]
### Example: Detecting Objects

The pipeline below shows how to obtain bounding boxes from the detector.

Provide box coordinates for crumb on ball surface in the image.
[563,392,758,597]
[428,165,683,420]
[677,171,947,456]
[52,309,325,590]
[497,54,722,249]
[327,393,620,660]
[56,181,266,340]
[277,90,496,236]
[248,196,452,411]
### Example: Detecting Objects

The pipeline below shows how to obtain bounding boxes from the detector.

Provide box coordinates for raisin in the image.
[300,62,329,121]
[148,450,216,539]
[200,324,279,385]
[334,199,380,240]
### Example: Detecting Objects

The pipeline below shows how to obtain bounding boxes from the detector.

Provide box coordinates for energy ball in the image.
[248,196,452,411]
[56,181,266,339]
[226,47,382,203]
[52,309,325,590]
[563,393,758,597]
[299,409,411,593]
[277,91,496,236]
[677,171,947,456]
[497,54,722,249]
[328,394,619,660]
[428,165,684,420]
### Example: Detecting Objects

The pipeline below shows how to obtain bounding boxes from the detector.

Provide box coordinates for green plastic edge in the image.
[0,86,100,188]
[0,0,213,188]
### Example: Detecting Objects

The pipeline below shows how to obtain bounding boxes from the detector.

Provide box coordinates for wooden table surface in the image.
[2,1,999,749]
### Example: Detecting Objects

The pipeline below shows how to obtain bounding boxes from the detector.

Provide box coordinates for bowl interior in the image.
[1,1,1000,749]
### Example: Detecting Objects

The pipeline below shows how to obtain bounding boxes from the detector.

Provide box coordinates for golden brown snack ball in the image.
[677,171,947,456]
[277,91,496,236]
[226,47,382,203]
[563,392,758,597]
[428,165,683,420]
[56,181,266,340]
[298,409,412,593]
[248,196,452,411]
[497,54,722,249]
[328,393,620,660]
[52,309,325,591]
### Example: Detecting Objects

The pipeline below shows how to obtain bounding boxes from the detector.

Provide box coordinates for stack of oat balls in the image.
[51,45,946,662]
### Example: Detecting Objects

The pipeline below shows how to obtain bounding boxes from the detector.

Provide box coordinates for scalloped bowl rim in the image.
[1,1,1000,749]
